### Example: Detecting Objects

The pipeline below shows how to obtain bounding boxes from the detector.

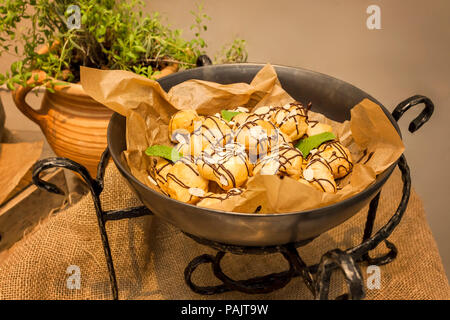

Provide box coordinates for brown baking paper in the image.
[80,64,404,213]
[0,141,44,205]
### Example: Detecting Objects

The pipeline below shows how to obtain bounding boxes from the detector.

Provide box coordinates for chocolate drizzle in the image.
[256,144,303,176]
[178,156,200,176]
[269,103,308,136]
[154,162,171,184]
[356,149,375,165]
[234,118,283,161]
[164,156,205,202]
[318,140,354,176]
[199,188,244,201]
[148,159,172,195]
[311,177,337,193]
[193,116,232,147]
[304,140,354,193]
[199,143,250,188]
[306,119,319,128]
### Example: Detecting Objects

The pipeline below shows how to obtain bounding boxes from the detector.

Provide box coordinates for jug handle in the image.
[12,70,48,126]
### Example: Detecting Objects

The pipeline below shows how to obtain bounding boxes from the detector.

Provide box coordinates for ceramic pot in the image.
[12,72,113,176]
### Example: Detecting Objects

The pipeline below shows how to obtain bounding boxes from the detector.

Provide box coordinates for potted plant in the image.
[0,0,247,174]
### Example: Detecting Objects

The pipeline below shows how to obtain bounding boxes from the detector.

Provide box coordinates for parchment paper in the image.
[0,141,43,205]
[80,64,404,213]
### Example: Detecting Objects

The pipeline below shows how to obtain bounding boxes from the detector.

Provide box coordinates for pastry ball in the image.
[196,188,244,208]
[166,157,209,204]
[302,156,337,193]
[234,119,279,163]
[270,103,308,142]
[150,158,173,194]
[168,110,201,143]
[256,143,304,179]
[231,112,260,129]
[197,142,251,190]
[306,120,333,137]
[252,105,275,121]
[315,140,353,179]
[271,144,303,179]
[192,115,233,149]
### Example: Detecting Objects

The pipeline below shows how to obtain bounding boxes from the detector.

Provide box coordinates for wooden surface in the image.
[0,168,67,258]
[0,129,87,262]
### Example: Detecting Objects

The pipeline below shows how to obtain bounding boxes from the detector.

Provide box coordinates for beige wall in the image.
[1,0,449,277]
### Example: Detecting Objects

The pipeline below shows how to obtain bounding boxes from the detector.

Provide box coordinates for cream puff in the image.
[166,156,209,204]
[197,142,251,190]
[234,119,279,163]
[149,158,173,195]
[192,115,233,150]
[302,155,337,193]
[231,112,260,129]
[270,102,308,142]
[254,143,304,179]
[315,140,353,179]
[252,105,275,121]
[168,110,201,143]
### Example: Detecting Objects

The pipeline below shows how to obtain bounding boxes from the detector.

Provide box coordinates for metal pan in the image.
[107,63,408,246]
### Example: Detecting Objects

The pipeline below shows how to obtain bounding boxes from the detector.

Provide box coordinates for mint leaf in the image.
[295,132,336,158]
[145,145,182,162]
[221,109,241,122]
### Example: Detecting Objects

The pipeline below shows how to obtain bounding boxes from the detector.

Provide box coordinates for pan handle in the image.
[196,54,213,67]
[392,95,434,133]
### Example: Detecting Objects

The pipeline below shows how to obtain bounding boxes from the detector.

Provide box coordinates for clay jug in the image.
[12,73,113,176]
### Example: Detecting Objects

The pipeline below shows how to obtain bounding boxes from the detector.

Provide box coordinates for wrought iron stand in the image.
[31,95,433,300]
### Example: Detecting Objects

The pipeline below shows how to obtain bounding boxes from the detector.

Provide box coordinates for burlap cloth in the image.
[0,163,448,300]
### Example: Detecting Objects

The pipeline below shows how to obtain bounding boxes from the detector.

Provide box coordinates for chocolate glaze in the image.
[318,140,354,176]
[312,177,337,193]
[199,188,244,201]
[306,119,319,128]
[256,143,303,175]
[199,143,250,188]
[193,116,232,147]
[304,140,353,193]
[259,102,309,138]
[356,149,375,165]
[165,156,204,202]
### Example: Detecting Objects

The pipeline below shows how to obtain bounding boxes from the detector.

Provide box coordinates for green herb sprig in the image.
[295,132,336,158]
[145,145,182,162]
[0,0,248,90]
[221,109,241,122]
